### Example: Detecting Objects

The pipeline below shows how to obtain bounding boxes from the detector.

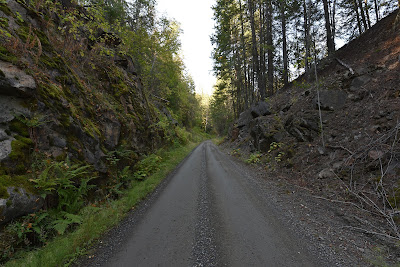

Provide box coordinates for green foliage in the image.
[133,154,162,181]
[30,159,95,214]
[2,142,202,267]
[230,148,241,157]
[268,142,282,153]
[15,113,49,128]
[51,212,82,235]
[210,79,235,135]
[175,126,191,145]
[246,152,262,164]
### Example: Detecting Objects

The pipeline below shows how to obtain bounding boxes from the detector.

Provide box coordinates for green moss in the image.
[16,26,51,51]
[0,17,9,27]
[38,81,65,100]
[59,113,71,128]
[9,136,33,161]
[113,81,130,97]
[0,68,4,78]
[9,119,29,137]
[0,175,36,198]
[0,185,9,199]
[82,117,101,139]
[39,54,66,73]
[34,29,51,49]
[6,199,12,206]
[0,2,13,17]
[0,45,18,63]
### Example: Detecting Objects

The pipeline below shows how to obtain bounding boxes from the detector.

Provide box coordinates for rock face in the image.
[249,117,286,152]
[0,61,36,97]
[236,110,253,128]
[285,114,320,142]
[315,90,347,111]
[0,0,171,224]
[250,101,271,118]
[0,96,30,161]
[0,187,43,225]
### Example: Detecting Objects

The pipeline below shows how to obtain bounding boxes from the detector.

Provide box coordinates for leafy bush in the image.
[175,126,191,145]
[246,152,262,164]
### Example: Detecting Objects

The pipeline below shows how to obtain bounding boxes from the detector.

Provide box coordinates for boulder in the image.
[315,90,347,111]
[249,116,287,152]
[0,96,30,124]
[0,187,44,225]
[236,110,253,128]
[285,114,319,142]
[350,75,371,90]
[250,101,271,118]
[0,61,36,97]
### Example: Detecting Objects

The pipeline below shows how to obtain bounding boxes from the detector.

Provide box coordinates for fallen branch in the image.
[151,94,169,103]
[335,58,355,75]
[326,144,355,155]
[311,195,363,210]
[341,226,400,241]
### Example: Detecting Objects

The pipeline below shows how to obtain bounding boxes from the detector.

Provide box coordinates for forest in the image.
[210,0,399,134]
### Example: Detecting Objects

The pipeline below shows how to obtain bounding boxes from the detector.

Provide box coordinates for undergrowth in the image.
[3,131,210,267]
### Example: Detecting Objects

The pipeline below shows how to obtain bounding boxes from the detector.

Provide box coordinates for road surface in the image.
[81,141,322,266]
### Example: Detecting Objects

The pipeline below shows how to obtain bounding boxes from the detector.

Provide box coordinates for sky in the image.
[156,0,216,96]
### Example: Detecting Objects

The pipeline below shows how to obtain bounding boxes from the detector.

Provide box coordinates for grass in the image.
[4,141,202,267]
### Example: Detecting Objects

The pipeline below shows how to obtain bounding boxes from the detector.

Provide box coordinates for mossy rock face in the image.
[0,186,43,225]
[9,119,29,137]
[0,2,13,17]
[0,185,9,199]
[0,16,9,27]
[0,45,18,63]
[5,136,33,174]
[0,175,35,197]
[39,54,65,72]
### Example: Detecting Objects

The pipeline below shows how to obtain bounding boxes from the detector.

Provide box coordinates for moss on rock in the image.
[9,136,33,161]
[0,185,9,199]
[9,119,29,137]
[0,45,18,63]
[0,2,13,17]
[0,174,36,199]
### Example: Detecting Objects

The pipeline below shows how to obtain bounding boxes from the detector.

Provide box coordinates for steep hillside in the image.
[225,10,400,264]
[0,0,203,260]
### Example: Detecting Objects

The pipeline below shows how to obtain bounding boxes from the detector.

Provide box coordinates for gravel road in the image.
[79,141,331,266]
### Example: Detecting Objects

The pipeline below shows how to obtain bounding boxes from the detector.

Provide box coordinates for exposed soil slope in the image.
[225,10,400,265]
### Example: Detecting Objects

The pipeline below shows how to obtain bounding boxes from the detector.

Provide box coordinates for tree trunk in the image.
[266,0,274,95]
[322,0,335,55]
[364,0,372,28]
[353,0,363,34]
[303,0,311,79]
[248,0,263,99]
[331,0,337,45]
[281,0,289,87]
[358,0,368,31]
[259,0,266,99]
[239,0,249,108]
[373,0,380,21]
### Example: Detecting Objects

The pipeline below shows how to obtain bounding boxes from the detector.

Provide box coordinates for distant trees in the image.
[210,0,398,134]
[80,0,203,128]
